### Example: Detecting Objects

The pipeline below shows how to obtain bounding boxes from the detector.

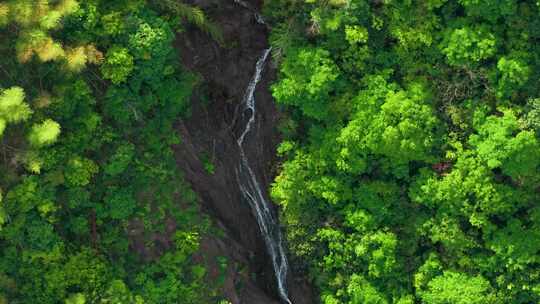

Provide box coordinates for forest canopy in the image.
[265,0,540,303]
[0,0,223,303]
[0,0,539,303]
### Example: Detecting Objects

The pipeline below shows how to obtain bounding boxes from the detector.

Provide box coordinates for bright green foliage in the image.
[420,272,496,304]
[440,26,497,66]
[470,110,540,180]
[101,47,134,84]
[128,17,172,59]
[347,275,388,304]
[0,86,32,139]
[337,80,439,177]
[28,119,61,148]
[0,120,5,137]
[0,1,219,303]
[64,157,99,187]
[267,0,540,303]
[100,12,125,36]
[272,47,340,119]
[383,0,442,50]
[496,57,530,99]
[345,25,368,44]
[0,87,32,124]
[65,293,86,304]
[487,217,540,272]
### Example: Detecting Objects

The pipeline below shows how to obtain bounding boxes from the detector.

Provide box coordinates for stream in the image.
[236,48,292,304]
[173,0,314,301]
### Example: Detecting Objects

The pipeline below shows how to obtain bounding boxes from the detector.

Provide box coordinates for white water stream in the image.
[235,48,292,304]
[234,0,267,25]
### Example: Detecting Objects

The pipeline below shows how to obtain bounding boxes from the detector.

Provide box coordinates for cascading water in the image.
[235,47,292,304]
[234,0,267,25]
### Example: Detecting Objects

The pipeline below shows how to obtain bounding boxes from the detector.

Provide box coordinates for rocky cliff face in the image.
[172,0,314,303]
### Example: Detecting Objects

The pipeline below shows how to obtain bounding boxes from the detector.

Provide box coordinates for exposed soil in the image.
[172,0,315,303]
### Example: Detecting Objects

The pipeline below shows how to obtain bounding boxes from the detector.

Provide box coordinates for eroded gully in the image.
[172,0,314,303]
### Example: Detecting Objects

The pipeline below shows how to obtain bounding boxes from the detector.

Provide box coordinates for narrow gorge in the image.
[172,0,313,303]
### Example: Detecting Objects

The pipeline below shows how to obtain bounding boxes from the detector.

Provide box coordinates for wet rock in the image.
[173,1,315,303]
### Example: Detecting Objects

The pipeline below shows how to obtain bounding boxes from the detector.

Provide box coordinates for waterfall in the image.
[236,48,292,304]
[233,0,267,25]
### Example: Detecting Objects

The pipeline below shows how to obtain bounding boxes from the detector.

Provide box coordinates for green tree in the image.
[28,119,61,148]
[0,1,216,303]
[470,109,539,181]
[420,271,496,304]
[440,26,497,66]
[101,46,134,84]
[100,280,144,304]
[267,0,540,303]
[337,79,439,177]
[272,47,340,120]
[0,87,32,137]
[64,157,99,187]
[495,57,530,99]
[0,0,99,72]
[65,293,86,304]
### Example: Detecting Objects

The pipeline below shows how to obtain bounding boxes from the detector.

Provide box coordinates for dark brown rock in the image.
[172,1,315,303]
